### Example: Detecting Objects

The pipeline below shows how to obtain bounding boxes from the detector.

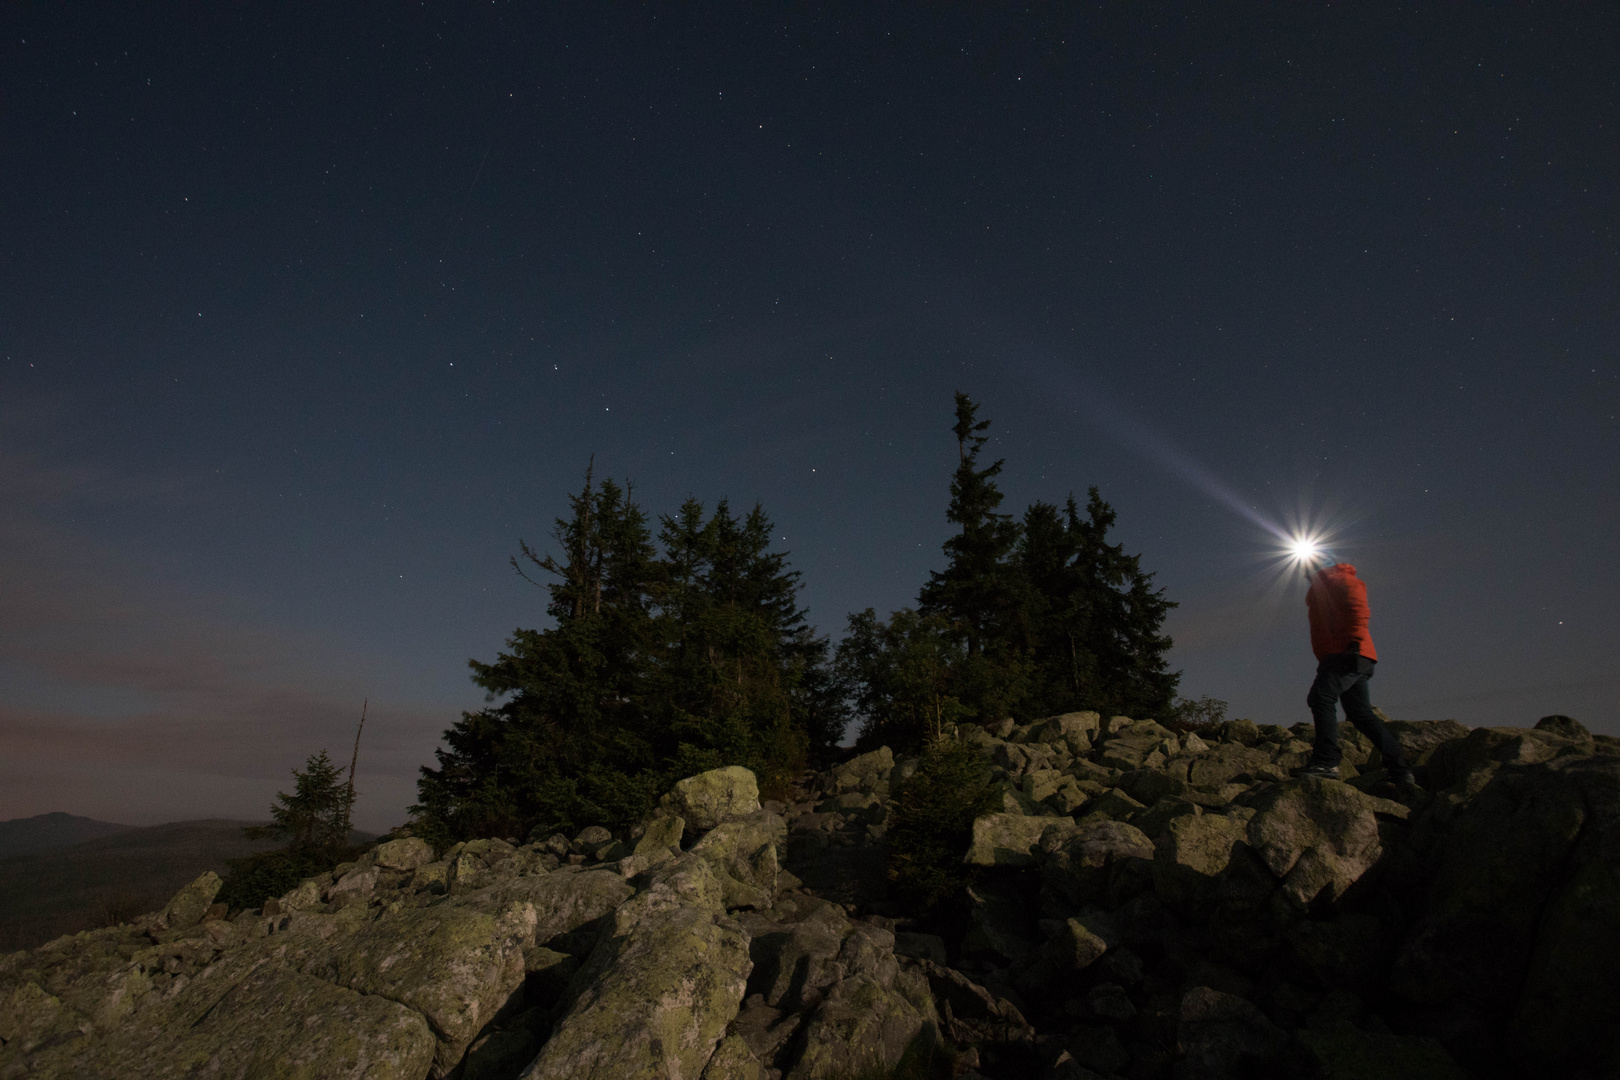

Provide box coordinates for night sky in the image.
[3,5,1616,832]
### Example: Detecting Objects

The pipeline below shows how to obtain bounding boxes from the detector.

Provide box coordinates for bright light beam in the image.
[1023,360,1292,540]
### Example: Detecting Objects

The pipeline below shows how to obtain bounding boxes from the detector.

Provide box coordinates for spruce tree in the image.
[221,750,360,909]
[245,750,355,855]
[649,499,816,793]
[414,468,661,841]
[917,393,1031,722]
[1019,490,1180,719]
[414,475,829,842]
[919,393,1020,657]
[836,608,970,750]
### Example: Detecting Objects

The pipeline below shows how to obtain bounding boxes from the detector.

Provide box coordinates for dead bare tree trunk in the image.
[345,700,367,838]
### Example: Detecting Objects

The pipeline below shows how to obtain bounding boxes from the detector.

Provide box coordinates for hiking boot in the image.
[1391,767,1419,791]
[1292,763,1340,780]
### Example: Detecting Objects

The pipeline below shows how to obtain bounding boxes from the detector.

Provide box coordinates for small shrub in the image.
[885,736,997,915]
[216,846,350,911]
[1164,694,1228,734]
[98,889,161,928]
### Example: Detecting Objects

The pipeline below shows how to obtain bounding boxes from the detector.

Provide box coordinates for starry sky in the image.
[3,4,1616,832]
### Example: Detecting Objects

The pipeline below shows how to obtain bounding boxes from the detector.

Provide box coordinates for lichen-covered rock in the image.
[1377,715,1470,767]
[157,872,222,931]
[1042,820,1155,907]
[1185,743,1273,788]
[1116,767,1185,805]
[635,813,685,858]
[479,867,634,943]
[662,766,762,832]
[741,902,852,1011]
[702,1032,768,1080]
[0,981,87,1065]
[785,950,938,1080]
[1014,916,1109,994]
[160,964,437,1080]
[1131,796,1201,840]
[1423,724,1590,793]
[326,896,536,1074]
[1028,711,1100,752]
[447,838,518,895]
[1097,735,1167,772]
[829,747,894,793]
[964,813,1074,867]
[915,958,1032,1047]
[522,857,752,1080]
[963,881,1037,965]
[690,811,787,910]
[374,836,436,871]
[1247,779,1408,906]
[1152,813,1249,916]
[1077,786,1146,823]
[412,860,449,891]
[328,866,377,900]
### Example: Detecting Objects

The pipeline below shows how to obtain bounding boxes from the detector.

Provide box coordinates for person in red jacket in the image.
[1294,553,1416,787]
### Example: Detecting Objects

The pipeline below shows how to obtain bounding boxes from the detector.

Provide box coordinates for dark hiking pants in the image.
[1307,653,1409,770]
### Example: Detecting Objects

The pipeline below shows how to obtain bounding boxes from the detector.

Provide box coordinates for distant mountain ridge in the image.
[0,818,278,952]
[0,812,133,859]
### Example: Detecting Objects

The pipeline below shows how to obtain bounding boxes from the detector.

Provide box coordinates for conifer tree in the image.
[1018,490,1179,719]
[415,468,661,841]
[836,608,970,750]
[414,473,828,843]
[245,750,354,855]
[919,393,1021,658]
[221,750,360,909]
[649,499,815,790]
[916,394,1032,722]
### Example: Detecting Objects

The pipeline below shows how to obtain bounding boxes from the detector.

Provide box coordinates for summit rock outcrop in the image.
[3,712,1616,1080]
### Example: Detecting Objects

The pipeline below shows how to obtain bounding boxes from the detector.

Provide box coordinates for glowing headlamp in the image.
[1286,534,1332,567]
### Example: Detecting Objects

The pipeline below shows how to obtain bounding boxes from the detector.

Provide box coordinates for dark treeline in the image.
[413,394,1178,844]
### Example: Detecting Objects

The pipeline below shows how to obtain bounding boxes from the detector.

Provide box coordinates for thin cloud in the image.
[0,454,457,830]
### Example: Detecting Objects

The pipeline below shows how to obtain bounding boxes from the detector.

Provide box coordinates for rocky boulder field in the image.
[2,711,1617,1080]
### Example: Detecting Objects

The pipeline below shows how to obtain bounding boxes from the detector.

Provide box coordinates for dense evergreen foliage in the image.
[843,393,1179,751]
[413,395,1176,846]
[883,738,998,914]
[413,468,841,844]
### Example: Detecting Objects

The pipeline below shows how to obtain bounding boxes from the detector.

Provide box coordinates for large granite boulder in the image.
[828,747,894,793]
[521,855,752,1080]
[374,836,436,872]
[325,895,537,1074]
[1042,820,1155,907]
[964,813,1075,867]
[1152,813,1250,917]
[1394,752,1620,1076]
[689,810,787,910]
[156,872,223,932]
[1423,722,1592,794]
[661,767,762,832]
[1176,986,1291,1079]
[783,924,938,1079]
[479,868,635,943]
[1247,779,1408,906]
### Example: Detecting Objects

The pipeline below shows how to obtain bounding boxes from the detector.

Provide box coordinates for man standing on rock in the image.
[1293,553,1416,788]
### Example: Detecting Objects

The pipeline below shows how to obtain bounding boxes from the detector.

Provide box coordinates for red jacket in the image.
[1307,563,1377,662]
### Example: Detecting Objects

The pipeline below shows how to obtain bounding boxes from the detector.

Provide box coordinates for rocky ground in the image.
[2,711,1616,1080]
